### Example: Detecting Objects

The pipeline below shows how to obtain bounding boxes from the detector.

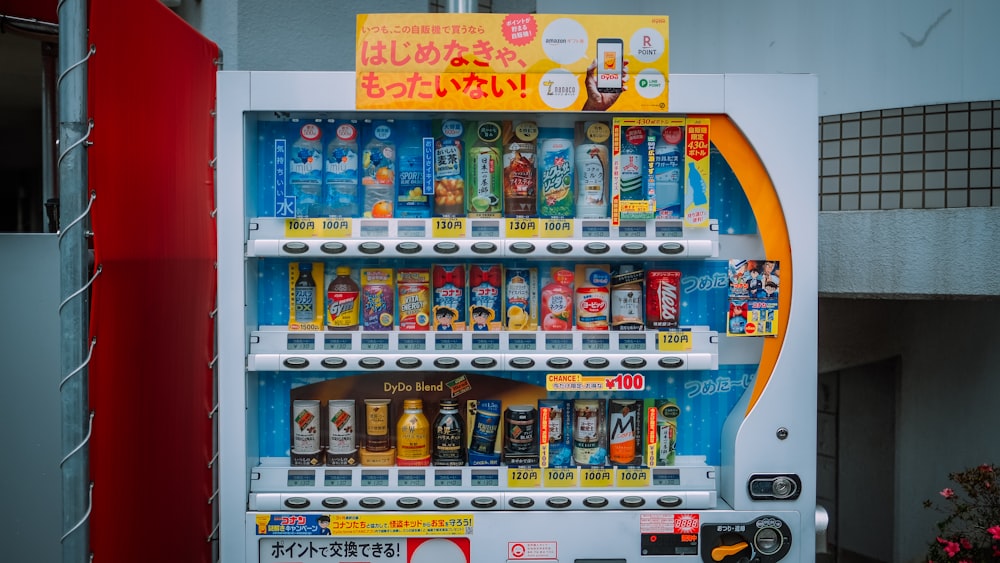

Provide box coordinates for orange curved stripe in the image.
[699,115,792,416]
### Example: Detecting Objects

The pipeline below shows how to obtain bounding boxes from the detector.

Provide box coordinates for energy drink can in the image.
[361,268,394,331]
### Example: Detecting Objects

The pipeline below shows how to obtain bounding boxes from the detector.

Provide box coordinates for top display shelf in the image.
[247,217,719,260]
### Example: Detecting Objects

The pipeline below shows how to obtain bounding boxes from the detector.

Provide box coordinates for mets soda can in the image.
[608,399,641,465]
[646,269,681,329]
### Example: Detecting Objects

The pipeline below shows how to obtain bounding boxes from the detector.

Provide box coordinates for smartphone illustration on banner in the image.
[596,38,624,93]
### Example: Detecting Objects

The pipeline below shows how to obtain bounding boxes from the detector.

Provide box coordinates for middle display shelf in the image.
[249,326,719,373]
[246,217,719,260]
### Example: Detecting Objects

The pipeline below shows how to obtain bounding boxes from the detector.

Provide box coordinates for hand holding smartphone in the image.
[596,38,624,93]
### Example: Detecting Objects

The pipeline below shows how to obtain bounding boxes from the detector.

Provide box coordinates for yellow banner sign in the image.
[356,14,669,112]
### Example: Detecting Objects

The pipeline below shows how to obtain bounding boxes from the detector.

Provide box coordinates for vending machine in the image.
[216,14,818,563]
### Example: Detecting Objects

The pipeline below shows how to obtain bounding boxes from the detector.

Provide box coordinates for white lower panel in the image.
[248,509,802,563]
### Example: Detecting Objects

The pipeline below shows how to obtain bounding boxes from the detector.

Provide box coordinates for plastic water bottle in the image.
[361,120,395,218]
[323,122,360,218]
[653,126,683,218]
[289,121,323,217]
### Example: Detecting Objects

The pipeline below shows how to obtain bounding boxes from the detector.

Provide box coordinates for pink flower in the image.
[959,537,971,550]
[942,541,960,557]
[988,525,1000,540]
[940,488,956,499]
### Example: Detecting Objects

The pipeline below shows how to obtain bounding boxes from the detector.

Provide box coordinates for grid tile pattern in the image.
[820,101,999,211]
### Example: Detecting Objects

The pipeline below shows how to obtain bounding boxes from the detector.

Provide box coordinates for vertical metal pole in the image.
[446,0,478,13]
[42,41,59,233]
[58,0,91,561]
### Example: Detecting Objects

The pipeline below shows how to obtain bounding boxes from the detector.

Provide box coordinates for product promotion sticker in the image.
[255,513,473,537]
[260,536,472,563]
[727,259,780,337]
[356,14,669,112]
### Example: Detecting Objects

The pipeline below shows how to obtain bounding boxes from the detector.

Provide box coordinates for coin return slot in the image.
[284,497,310,509]
[396,497,422,509]
[657,495,682,508]
[359,497,385,509]
[658,241,684,255]
[320,241,346,254]
[359,241,384,254]
[321,497,347,509]
[434,497,460,509]
[434,357,459,369]
[658,357,684,369]
[472,357,497,369]
[546,357,572,369]
[283,357,309,369]
[583,496,608,508]
[508,496,534,509]
[282,241,308,254]
[472,241,497,254]
[359,357,385,369]
[471,497,497,509]
[395,241,422,254]
[620,496,645,508]
[433,242,459,254]
[584,357,609,369]
[754,527,783,555]
[621,357,647,369]
[509,357,535,369]
[510,241,535,254]
[396,357,422,369]
[321,357,347,369]
[546,496,571,509]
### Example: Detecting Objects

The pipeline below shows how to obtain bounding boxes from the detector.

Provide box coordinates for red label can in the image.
[645,270,681,329]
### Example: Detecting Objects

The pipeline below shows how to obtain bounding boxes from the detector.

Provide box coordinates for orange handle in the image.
[711,541,749,562]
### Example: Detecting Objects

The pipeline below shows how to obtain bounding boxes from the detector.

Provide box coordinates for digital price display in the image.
[360,470,390,487]
[287,470,315,487]
[324,335,353,351]
[361,335,389,351]
[398,470,427,487]
[287,335,315,351]
[434,470,463,487]
[324,470,352,487]
[470,470,499,487]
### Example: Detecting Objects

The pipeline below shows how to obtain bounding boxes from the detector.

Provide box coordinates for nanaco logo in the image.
[542,79,577,97]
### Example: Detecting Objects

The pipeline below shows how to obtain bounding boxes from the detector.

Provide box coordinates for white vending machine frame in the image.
[216,71,818,562]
